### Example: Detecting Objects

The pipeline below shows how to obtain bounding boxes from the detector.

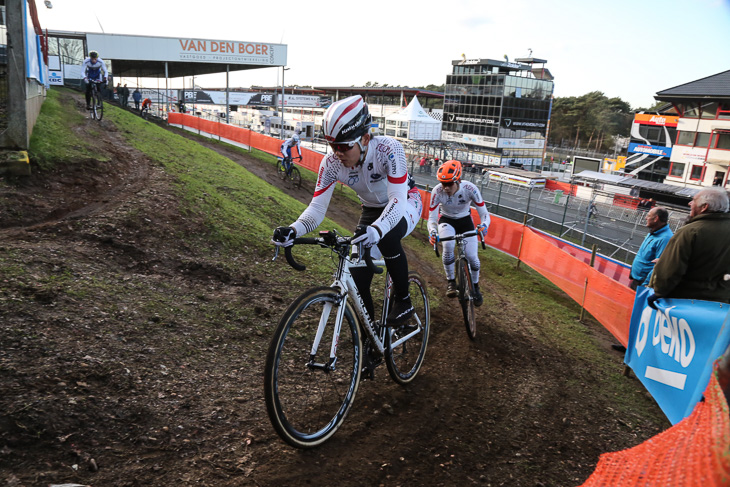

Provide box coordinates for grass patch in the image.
[101,103,350,282]
[28,88,106,171]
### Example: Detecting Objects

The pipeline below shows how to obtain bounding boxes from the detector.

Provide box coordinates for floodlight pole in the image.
[280,67,288,139]
[226,65,230,124]
[164,62,169,115]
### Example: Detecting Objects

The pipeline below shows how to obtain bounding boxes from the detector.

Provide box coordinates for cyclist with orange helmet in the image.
[428,160,490,305]
[272,95,423,325]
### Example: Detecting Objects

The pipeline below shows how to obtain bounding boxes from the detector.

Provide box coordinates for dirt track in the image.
[0,91,667,486]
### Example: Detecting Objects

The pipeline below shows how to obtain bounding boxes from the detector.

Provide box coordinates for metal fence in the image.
[410,169,691,265]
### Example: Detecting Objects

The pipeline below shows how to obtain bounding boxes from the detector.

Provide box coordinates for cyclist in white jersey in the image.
[272,95,423,325]
[280,130,302,160]
[280,130,302,172]
[82,51,108,110]
[428,160,490,306]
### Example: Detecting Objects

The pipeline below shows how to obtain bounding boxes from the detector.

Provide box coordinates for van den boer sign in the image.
[85,34,286,66]
[178,39,277,64]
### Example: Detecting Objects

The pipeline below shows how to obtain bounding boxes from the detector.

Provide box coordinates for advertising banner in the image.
[628,142,672,157]
[276,94,328,108]
[501,119,547,129]
[488,171,545,187]
[48,69,64,86]
[634,113,679,127]
[625,287,730,424]
[442,131,498,148]
[497,138,545,149]
[446,113,498,125]
[183,90,275,106]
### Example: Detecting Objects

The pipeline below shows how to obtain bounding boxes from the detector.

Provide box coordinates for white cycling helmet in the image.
[322,95,371,144]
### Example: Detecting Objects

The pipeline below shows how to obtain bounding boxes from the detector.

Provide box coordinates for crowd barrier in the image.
[167,114,729,485]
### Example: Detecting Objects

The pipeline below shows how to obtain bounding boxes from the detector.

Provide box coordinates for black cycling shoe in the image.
[387,294,414,326]
[473,284,483,307]
[446,279,457,298]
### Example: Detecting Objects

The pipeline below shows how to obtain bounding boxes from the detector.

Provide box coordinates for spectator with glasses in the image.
[427,160,491,305]
[271,95,423,325]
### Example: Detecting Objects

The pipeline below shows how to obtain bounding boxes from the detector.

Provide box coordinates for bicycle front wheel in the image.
[92,90,103,121]
[276,160,287,179]
[458,258,477,340]
[386,271,430,384]
[264,287,363,448]
[289,167,302,188]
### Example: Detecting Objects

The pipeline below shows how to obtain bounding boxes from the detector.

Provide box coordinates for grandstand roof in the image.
[247,86,444,99]
[655,70,730,100]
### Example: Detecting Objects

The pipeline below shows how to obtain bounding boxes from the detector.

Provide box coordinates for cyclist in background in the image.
[82,50,108,110]
[272,95,423,325]
[428,160,490,306]
[280,129,302,173]
[140,98,152,116]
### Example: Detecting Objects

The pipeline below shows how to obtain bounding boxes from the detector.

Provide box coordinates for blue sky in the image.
[37,0,730,109]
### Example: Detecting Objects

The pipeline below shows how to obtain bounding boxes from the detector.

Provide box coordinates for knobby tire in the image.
[92,87,103,121]
[264,286,362,448]
[289,166,302,188]
[459,258,477,340]
[385,271,430,384]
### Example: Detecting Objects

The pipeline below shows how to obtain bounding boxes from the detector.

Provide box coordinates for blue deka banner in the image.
[627,142,672,158]
[625,287,730,424]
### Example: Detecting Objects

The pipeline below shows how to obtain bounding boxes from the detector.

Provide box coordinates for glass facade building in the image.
[442,58,554,170]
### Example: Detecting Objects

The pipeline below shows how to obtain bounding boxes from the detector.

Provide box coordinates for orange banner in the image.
[520,228,632,345]
[545,180,577,195]
[633,113,679,127]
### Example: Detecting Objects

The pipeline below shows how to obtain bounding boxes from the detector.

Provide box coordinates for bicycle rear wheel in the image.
[264,287,362,448]
[289,167,302,188]
[458,257,477,340]
[386,271,430,384]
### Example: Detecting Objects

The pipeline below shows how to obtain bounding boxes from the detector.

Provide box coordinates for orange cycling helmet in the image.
[437,160,462,183]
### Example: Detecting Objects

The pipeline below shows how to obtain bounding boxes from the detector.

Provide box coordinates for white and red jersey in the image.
[427,180,490,234]
[291,136,419,237]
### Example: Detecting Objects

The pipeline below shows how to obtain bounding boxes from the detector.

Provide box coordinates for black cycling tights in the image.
[351,210,409,320]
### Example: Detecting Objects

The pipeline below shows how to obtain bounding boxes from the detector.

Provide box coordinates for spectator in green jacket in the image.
[649,188,730,305]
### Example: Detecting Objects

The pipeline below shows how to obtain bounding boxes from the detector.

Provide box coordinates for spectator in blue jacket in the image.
[613,206,673,353]
[132,89,142,111]
[629,206,673,290]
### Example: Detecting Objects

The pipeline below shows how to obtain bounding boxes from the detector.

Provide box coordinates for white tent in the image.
[384,96,441,141]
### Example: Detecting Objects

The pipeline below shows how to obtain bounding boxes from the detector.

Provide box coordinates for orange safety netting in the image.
[519,228,633,345]
[580,366,730,487]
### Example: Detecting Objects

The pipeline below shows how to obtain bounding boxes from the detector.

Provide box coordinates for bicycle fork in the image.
[306,298,344,372]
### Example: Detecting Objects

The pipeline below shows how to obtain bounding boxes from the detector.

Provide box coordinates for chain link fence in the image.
[410,165,690,265]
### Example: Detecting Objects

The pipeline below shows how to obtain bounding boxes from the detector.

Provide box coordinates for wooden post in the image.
[516,214,528,269]
[579,245,597,322]
[579,277,589,322]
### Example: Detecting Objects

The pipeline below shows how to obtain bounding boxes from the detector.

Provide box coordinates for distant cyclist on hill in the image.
[428,160,491,306]
[272,95,423,326]
[280,130,302,173]
[140,98,152,117]
[82,50,108,110]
